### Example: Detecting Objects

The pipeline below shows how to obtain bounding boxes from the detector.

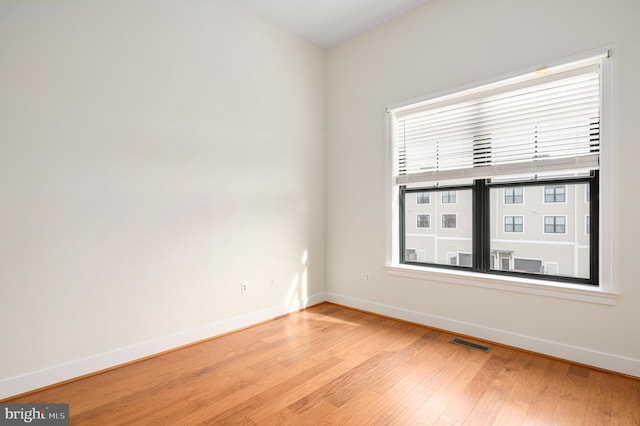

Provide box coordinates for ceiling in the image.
[236,0,431,48]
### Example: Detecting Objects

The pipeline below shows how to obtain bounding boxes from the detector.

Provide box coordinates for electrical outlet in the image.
[270,276,276,287]
[364,272,370,282]
[241,282,248,294]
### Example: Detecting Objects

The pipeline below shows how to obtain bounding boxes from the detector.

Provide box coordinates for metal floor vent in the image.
[450,338,491,353]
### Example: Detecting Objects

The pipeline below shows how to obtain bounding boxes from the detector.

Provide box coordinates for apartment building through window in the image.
[390,51,607,286]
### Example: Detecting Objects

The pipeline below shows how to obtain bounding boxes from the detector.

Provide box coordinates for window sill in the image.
[383,264,619,306]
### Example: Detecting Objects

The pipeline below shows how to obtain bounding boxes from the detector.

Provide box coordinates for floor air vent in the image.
[450,338,491,353]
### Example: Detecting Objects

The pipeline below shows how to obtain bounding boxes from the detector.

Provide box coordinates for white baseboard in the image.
[325,292,640,378]
[0,293,327,400]
[3,290,636,400]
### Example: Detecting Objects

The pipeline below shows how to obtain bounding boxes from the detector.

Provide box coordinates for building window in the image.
[405,249,418,262]
[391,51,607,286]
[405,248,425,262]
[458,252,472,267]
[447,252,472,267]
[442,214,457,229]
[544,216,566,234]
[586,215,590,235]
[514,258,543,274]
[544,185,566,203]
[441,191,457,204]
[504,216,523,233]
[504,187,523,204]
[416,214,430,228]
[416,192,430,204]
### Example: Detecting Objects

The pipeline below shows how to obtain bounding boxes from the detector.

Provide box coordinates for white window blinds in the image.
[391,57,604,185]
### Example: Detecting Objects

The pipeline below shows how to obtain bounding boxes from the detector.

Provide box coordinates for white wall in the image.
[326,0,640,374]
[2,0,639,400]
[0,0,325,395]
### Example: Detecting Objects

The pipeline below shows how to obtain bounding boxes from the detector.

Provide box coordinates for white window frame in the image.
[385,48,618,305]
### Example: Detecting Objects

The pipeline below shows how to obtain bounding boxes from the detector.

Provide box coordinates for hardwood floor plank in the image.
[287,350,396,414]
[439,352,505,424]
[202,356,342,424]
[612,374,640,425]
[464,355,522,425]
[323,389,400,425]
[4,303,639,425]
[248,348,376,422]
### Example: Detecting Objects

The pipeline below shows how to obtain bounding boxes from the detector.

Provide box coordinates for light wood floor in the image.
[6,303,640,425]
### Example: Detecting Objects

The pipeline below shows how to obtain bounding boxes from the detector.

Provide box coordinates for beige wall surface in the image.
[326,0,640,363]
[0,0,325,380]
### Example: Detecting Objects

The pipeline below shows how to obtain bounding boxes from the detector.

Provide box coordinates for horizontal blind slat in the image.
[394,65,600,183]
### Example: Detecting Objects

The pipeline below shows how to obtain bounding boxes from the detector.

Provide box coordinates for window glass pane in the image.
[490,182,590,279]
[403,189,472,267]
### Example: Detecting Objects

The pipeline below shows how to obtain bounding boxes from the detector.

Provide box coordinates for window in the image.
[442,214,457,229]
[545,262,559,275]
[441,191,457,204]
[405,249,418,262]
[405,248,425,262]
[458,252,472,267]
[447,252,472,267]
[544,216,566,234]
[416,214,430,228]
[586,215,590,235]
[514,258,543,274]
[416,192,430,204]
[390,51,608,286]
[544,185,566,203]
[402,188,472,267]
[504,216,523,233]
[505,187,523,204]
[491,182,589,279]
